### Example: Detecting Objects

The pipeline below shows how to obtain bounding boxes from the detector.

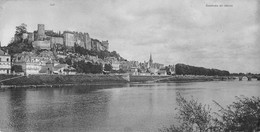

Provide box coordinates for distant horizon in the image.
[0,0,259,73]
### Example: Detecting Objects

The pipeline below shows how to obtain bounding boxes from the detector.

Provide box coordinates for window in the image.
[7,58,9,62]
[0,58,1,62]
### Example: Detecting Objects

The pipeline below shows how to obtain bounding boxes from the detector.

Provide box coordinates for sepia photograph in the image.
[0,0,259,131]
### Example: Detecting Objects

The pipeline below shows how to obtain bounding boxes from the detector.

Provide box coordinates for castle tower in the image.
[84,33,92,50]
[37,24,45,40]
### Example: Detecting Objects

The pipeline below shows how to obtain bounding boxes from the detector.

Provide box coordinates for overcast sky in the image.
[0,0,259,73]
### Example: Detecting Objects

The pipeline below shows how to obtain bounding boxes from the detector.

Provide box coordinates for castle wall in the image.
[22,33,28,40]
[91,39,98,51]
[101,40,109,51]
[64,32,75,47]
[28,32,34,43]
[74,32,85,48]
[51,37,63,45]
[32,41,51,50]
[85,33,92,50]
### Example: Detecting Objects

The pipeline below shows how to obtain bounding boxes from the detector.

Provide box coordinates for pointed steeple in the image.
[149,53,153,64]
[148,53,153,68]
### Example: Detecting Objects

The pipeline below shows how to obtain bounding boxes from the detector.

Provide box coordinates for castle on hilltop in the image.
[19,24,109,51]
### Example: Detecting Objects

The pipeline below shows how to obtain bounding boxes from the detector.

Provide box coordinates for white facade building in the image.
[0,49,11,74]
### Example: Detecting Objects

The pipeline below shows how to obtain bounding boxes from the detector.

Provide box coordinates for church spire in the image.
[149,53,153,63]
[148,53,153,68]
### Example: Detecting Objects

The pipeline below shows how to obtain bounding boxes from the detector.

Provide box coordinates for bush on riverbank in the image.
[160,93,260,132]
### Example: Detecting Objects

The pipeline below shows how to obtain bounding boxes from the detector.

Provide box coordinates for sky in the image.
[0,0,259,73]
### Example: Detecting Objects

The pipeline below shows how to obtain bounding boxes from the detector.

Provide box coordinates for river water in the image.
[0,80,259,132]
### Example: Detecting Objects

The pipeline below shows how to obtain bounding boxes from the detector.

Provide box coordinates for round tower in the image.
[37,24,45,40]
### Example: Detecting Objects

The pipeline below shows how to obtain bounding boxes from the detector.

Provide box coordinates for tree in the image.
[160,93,214,132]
[65,57,72,65]
[104,64,112,71]
[175,63,230,76]
[11,65,23,73]
[7,23,33,56]
[7,42,33,56]
[58,58,66,64]
[15,23,27,36]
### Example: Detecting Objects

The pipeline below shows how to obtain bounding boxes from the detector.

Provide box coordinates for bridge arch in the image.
[238,76,252,81]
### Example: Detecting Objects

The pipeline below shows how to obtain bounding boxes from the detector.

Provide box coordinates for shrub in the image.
[160,93,260,132]
[214,96,260,132]
[160,93,215,132]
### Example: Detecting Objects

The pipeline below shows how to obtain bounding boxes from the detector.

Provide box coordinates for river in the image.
[0,80,259,132]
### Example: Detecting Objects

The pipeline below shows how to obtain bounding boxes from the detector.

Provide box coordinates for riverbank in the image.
[0,74,128,86]
[130,75,215,82]
[0,74,235,89]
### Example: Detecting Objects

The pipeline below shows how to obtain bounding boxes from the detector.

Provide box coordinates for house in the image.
[104,57,120,70]
[157,69,167,75]
[0,49,11,74]
[53,64,76,75]
[130,67,139,75]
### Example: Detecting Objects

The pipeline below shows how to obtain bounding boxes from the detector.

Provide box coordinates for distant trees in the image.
[175,63,230,76]
[45,30,63,37]
[73,60,103,74]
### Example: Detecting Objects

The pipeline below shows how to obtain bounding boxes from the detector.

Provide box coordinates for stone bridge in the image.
[238,75,260,81]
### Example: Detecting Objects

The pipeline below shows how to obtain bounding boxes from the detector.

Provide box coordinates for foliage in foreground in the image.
[160,93,260,132]
[214,96,260,132]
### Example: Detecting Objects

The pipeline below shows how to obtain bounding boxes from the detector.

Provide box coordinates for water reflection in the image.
[0,81,259,131]
[8,89,28,132]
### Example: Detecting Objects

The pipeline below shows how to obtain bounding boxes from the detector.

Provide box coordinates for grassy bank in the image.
[0,74,128,86]
[0,74,234,86]
[130,75,214,82]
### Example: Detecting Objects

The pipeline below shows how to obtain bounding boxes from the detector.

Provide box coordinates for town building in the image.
[0,49,11,74]
[53,64,76,75]
[130,67,139,75]
[12,52,54,75]
[157,69,167,75]
[104,57,120,70]
[147,54,164,69]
